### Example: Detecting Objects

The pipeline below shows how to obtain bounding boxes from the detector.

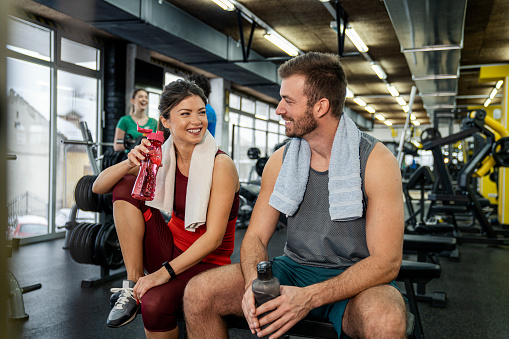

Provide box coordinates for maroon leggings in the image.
[112,175,219,332]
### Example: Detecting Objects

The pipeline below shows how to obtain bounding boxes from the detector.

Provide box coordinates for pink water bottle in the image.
[131,125,164,201]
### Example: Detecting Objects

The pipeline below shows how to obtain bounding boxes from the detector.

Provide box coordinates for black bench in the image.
[403,234,456,307]
[177,260,440,339]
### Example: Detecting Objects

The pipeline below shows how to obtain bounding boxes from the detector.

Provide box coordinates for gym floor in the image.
[7,225,509,338]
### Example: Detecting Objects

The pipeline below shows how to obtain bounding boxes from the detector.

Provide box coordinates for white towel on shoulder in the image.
[269,113,363,221]
[146,131,218,231]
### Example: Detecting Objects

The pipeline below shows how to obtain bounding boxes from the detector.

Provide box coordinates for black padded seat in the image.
[404,234,457,253]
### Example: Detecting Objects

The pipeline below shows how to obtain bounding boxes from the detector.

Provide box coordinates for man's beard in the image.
[285,106,317,138]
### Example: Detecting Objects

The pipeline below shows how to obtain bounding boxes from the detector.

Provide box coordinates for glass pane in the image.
[254,130,267,158]
[269,107,279,121]
[268,122,279,133]
[61,38,99,70]
[255,102,269,120]
[228,112,239,155]
[229,93,240,109]
[255,118,266,131]
[239,115,254,128]
[56,70,98,218]
[165,72,183,86]
[241,98,255,114]
[6,58,50,238]
[238,126,253,183]
[148,92,160,121]
[7,17,52,62]
[268,131,279,155]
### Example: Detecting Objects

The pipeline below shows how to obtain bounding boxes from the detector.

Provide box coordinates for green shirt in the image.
[116,115,159,139]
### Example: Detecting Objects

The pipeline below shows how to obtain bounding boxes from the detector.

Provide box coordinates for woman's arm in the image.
[113,127,126,152]
[92,138,152,194]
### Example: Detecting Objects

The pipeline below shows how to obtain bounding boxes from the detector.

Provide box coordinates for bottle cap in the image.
[136,122,153,134]
[257,261,273,281]
[147,131,164,144]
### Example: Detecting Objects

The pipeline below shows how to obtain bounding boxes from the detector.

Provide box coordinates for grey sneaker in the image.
[106,280,139,328]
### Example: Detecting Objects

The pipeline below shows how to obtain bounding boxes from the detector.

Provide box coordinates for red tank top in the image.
[168,150,239,265]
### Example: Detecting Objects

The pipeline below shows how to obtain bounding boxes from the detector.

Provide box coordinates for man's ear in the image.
[315,98,330,118]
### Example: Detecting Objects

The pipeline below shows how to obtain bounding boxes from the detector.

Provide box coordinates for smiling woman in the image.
[113,89,159,152]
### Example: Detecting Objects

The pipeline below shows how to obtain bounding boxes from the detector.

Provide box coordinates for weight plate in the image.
[70,223,87,263]
[99,222,124,270]
[83,223,101,265]
[68,223,82,263]
[76,223,94,264]
[492,137,509,167]
[94,223,108,268]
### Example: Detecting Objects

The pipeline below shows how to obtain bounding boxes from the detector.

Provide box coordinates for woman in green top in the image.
[114,89,159,151]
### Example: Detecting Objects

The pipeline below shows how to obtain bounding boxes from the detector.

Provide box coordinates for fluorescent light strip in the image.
[412,120,421,126]
[384,120,393,126]
[496,80,504,89]
[484,98,492,107]
[211,0,235,11]
[375,114,385,121]
[353,97,366,107]
[264,33,299,56]
[370,63,387,80]
[345,27,369,53]
[396,97,406,106]
[386,84,399,97]
[410,114,416,121]
[402,105,409,112]
[365,106,376,114]
[490,88,498,100]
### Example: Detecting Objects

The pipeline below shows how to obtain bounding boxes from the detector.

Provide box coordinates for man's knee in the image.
[344,285,406,338]
[184,264,244,317]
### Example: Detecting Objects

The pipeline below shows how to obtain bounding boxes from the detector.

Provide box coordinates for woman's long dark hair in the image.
[157,80,207,141]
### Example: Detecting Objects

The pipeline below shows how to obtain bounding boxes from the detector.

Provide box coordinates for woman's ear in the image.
[160,116,171,129]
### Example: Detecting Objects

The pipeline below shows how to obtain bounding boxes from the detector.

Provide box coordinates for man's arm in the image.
[239,146,284,333]
[255,142,405,338]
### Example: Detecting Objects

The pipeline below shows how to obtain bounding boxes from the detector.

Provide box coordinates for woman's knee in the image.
[141,291,178,332]
[112,175,137,203]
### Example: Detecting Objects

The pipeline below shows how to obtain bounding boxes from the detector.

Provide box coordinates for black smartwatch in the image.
[162,261,177,279]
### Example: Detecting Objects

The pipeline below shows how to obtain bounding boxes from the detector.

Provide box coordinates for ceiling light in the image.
[484,98,492,107]
[410,114,416,121]
[384,120,393,126]
[370,63,387,80]
[412,120,421,126]
[386,84,399,97]
[396,97,407,106]
[211,0,235,11]
[489,88,498,100]
[263,32,299,56]
[496,80,504,89]
[365,106,376,113]
[345,27,369,53]
[353,98,367,107]
[375,114,385,121]
[346,87,354,98]
[402,105,409,112]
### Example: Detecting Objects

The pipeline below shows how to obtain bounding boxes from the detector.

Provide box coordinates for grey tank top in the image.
[283,132,379,269]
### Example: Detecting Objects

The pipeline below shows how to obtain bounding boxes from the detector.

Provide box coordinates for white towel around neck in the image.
[146,130,218,231]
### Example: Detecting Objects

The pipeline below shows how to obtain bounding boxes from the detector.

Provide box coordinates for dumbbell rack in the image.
[61,122,125,288]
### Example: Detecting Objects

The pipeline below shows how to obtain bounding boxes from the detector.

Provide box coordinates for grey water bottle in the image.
[252,261,280,306]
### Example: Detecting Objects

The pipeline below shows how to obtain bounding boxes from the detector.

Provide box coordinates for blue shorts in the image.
[271,256,399,338]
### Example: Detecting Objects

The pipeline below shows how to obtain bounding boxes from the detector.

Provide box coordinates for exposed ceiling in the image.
[160,0,509,126]
[21,0,509,127]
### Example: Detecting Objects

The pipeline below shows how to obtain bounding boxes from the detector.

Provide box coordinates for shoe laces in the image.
[110,287,135,310]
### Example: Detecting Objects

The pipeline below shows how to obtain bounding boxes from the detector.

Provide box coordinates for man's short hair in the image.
[278,52,347,118]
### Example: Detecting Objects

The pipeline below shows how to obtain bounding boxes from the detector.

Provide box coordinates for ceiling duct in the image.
[383,0,468,119]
